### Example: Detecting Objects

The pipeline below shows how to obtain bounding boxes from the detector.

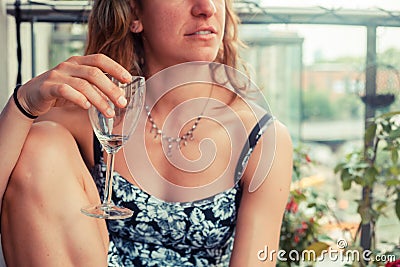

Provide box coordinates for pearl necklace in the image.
[145,105,202,157]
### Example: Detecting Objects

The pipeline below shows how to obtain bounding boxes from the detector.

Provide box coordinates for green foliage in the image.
[379,48,400,71]
[334,111,400,247]
[314,56,364,66]
[302,88,362,121]
[314,47,400,71]
[302,89,335,120]
[278,146,331,267]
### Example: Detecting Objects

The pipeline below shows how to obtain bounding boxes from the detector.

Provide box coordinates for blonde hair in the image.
[85,0,244,75]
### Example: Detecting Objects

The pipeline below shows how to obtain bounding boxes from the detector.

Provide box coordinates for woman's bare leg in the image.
[1,121,108,267]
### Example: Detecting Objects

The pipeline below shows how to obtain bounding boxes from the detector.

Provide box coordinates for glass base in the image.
[81,203,133,220]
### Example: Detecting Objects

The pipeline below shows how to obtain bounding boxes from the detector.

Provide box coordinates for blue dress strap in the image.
[234,113,275,183]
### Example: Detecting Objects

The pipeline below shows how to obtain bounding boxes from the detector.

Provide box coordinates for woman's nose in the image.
[191,0,217,18]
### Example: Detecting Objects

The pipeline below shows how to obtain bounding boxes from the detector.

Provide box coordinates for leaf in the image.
[385,179,400,187]
[304,242,330,261]
[292,171,299,181]
[316,234,334,243]
[293,192,307,202]
[355,176,364,186]
[341,171,352,191]
[375,201,388,214]
[342,179,352,191]
[392,148,399,164]
[365,123,377,144]
[382,123,392,134]
[389,166,400,176]
[395,193,400,222]
[389,128,400,140]
[334,162,346,174]
[364,167,378,187]
[379,110,400,119]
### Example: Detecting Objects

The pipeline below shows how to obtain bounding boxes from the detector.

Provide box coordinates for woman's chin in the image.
[184,54,219,64]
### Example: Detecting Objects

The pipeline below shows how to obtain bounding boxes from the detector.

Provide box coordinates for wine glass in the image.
[81,75,145,219]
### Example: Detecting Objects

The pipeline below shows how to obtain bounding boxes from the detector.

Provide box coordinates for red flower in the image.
[294,235,300,244]
[296,228,304,235]
[386,259,400,267]
[286,198,299,213]
[305,154,312,163]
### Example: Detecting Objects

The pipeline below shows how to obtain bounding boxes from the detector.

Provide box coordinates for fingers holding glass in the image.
[18,54,131,117]
[66,54,132,84]
[53,62,129,112]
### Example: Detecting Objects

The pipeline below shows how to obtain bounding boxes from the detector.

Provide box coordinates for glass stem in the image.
[103,152,116,205]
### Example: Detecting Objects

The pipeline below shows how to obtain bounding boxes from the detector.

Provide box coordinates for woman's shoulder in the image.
[230,97,272,132]
[235,96,292,192]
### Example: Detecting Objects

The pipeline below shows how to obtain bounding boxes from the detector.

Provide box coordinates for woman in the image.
[0,0,292,266]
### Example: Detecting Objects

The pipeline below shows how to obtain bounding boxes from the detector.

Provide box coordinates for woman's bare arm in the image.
[0,97,36,210]
[230,121,293,266]
[0,54,132,212]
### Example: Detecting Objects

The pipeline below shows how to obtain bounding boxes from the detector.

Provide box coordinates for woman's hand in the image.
[17,54,132,118]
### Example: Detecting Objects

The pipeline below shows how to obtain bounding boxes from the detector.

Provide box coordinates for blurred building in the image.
[240,25,303,141]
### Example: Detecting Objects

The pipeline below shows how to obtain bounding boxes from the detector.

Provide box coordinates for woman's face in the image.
[137,0,226,75]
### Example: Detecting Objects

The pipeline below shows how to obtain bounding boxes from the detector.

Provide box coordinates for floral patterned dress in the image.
[91,114,273,267]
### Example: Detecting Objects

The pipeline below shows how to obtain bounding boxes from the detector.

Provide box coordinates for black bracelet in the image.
[13,84,38,119]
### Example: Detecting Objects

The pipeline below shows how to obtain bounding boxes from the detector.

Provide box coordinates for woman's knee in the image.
[16,121,78,171]
[1,123,107,267]
[6,121,84,203]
